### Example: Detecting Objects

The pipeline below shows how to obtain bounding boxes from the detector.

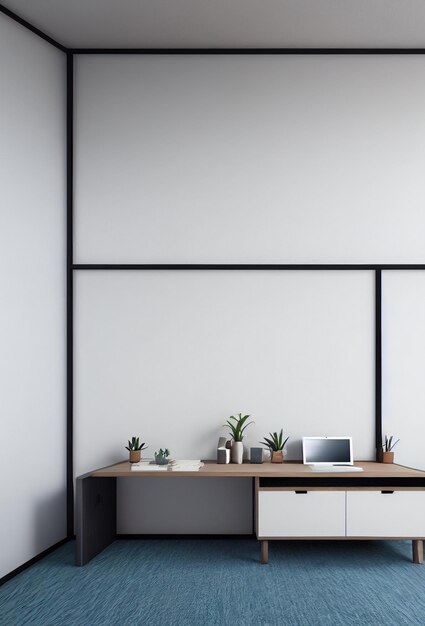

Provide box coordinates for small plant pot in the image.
[271,450,284,463]
[155,456,169,465]
[381,451,394,464]
[129,450,141,463]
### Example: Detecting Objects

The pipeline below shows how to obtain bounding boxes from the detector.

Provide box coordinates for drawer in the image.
[258,490,345,538]
[346,491,425,537]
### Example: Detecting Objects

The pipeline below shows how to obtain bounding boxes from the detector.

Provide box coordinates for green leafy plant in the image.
[125,437,147,452]
[382,435,399,452]
[154,448,170,459]
[260,429,289,452]
[223,413,254,442]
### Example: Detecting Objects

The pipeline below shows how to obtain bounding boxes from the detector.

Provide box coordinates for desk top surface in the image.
[88,461,425,479]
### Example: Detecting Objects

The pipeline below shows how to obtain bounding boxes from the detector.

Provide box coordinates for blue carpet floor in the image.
[1,539,425,626]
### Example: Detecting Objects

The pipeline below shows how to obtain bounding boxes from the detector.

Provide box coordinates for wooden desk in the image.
[76,461,425,566]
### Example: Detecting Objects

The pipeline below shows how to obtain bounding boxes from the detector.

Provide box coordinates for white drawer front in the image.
[258,490,346,538]
[346,491,425,537]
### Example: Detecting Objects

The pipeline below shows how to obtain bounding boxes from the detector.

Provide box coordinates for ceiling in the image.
[3,0,425,49]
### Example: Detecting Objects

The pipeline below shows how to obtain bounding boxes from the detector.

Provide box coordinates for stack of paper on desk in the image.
[130,459,204,472]
[169,460,204,472]
[130,462,168,471]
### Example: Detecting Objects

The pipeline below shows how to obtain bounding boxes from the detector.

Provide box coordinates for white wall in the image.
[0,16,66,577]
[75,271,374,469]
[75,55,425,264]
[382,272,425,471]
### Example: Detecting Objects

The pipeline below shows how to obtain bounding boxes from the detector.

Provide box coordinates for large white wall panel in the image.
[0,17,66,578]
[75,55,425,264]
[75,271,374,531]
[382,272,425,471]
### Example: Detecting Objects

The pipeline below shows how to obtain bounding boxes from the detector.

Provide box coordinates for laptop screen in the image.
[303,438,352,464]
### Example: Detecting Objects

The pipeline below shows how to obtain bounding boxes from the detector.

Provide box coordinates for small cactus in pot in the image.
[260,429,289,463]
[154,448,170,465]
[380,435,399,464]
[125,437,148,463]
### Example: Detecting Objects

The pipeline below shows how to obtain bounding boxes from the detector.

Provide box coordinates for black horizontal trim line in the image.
[259,477,425,487]
[71,48,425,55]
[0,537,70,587]
[0,3,67,52]
[73,264,425,271]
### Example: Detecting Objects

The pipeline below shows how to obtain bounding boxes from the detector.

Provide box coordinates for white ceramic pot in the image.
[231,441,244,464]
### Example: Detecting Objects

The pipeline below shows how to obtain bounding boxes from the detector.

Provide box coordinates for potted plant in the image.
[381,435,399,464]
[125,437,148,463]
[260,429,289,463]
[223,413,254,464]
[154,448,170,465]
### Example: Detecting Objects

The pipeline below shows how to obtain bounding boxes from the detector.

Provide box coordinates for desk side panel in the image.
[76,476,117,565]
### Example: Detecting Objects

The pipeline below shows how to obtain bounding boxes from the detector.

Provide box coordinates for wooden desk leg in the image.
[76,476,117,566]
[412,540,424,565]
[260,540,269,565]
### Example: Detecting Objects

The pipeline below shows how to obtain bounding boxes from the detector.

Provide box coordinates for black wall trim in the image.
[375,270,383,459]
[66,52,74,538]
[0,3,67,52]
[73,264,425,271]
[71,47,425,55]
[0,538,70,587]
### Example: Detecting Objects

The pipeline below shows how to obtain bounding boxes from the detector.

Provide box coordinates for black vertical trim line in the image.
[375,270,383,460]
[0,3,67,52]
[252,478,255,534]
[66,52,74,538]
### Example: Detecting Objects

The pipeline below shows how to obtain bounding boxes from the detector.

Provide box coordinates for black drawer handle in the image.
[295,491,308,494]
[381,490,394,494]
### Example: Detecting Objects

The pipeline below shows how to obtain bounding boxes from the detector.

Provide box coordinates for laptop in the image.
[302,437,363,472]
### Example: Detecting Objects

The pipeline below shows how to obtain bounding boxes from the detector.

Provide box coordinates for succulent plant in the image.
[260,429,289,452]
[154,448,170,459]
[125,437,148,452]
[223,413,253,442]
[382,435,399,452]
